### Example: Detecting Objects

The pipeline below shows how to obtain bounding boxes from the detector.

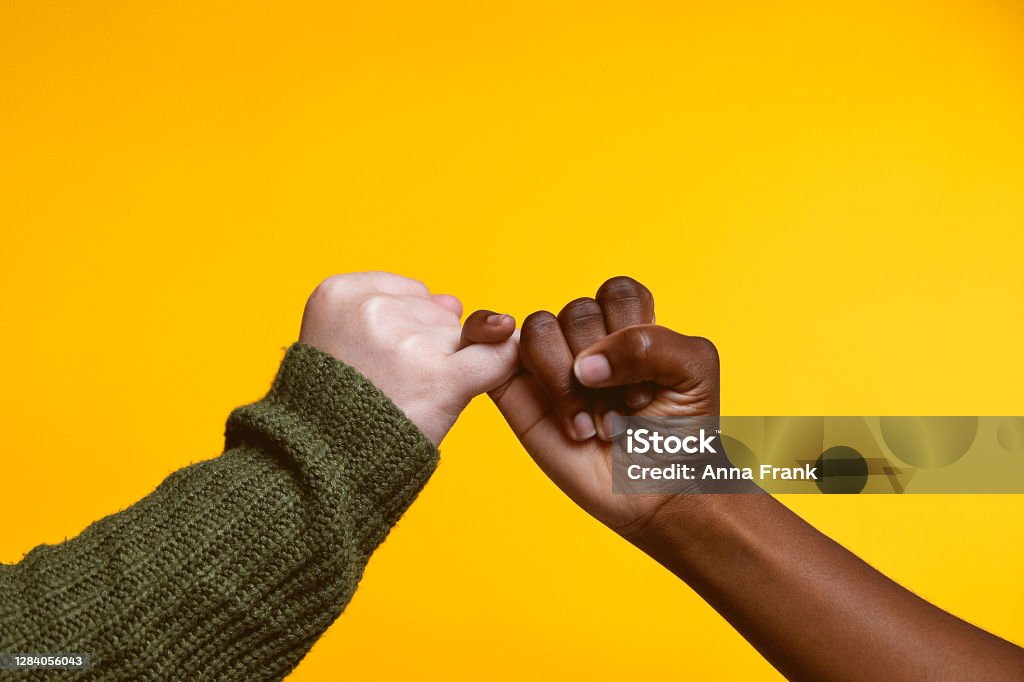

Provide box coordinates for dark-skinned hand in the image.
[486,276,720,536]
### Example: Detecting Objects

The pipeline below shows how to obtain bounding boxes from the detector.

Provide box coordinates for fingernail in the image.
[575,354,612,385]
[486,313,508,325]
[627,389,653,408]
[573,411,597,440]
[602,410,623,440]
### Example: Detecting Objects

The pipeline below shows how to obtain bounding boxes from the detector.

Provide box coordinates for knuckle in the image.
[399,275,431,297]
[309,274,347,302]
[521,310,560,342]
[355,293,393,323]
[305,276,353,320]
[596,275,652,306]
[355,271,430,297]
[396,333,423,356]
[557,297,603,328]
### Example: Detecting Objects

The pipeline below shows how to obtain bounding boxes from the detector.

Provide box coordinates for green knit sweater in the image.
[0,343,439,680]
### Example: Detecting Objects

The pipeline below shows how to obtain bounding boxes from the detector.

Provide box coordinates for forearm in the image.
[631,493,1024,682]
[0,344,438,680]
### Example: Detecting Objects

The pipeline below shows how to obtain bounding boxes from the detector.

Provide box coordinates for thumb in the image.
[572,324,718,390]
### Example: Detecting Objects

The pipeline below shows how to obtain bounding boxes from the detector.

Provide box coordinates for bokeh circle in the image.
[879,416,977,469]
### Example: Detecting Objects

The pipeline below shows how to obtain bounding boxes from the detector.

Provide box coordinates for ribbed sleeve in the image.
[0,343,439,680]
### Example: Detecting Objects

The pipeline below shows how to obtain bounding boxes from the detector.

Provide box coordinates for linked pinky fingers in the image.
[459,310,517,349]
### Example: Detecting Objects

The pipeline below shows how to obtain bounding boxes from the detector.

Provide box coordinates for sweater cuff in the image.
[225,343,439,554]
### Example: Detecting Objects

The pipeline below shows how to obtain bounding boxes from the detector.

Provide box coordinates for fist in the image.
[490,276,721,536]
[299,272,518,445]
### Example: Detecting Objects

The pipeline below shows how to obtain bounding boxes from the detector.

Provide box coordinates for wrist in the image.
[624,486,765,576]
[227,343,440,551]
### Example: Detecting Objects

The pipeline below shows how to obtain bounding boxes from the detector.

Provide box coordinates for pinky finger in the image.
[459,310,516,349]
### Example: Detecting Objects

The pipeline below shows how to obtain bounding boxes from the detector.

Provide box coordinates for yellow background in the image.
[2,1,1022,679]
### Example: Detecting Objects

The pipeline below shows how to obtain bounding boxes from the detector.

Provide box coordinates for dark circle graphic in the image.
[997,417,1024,454]
[721,435,759,471]
[880,416,977,469]
[814,446,868,494]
